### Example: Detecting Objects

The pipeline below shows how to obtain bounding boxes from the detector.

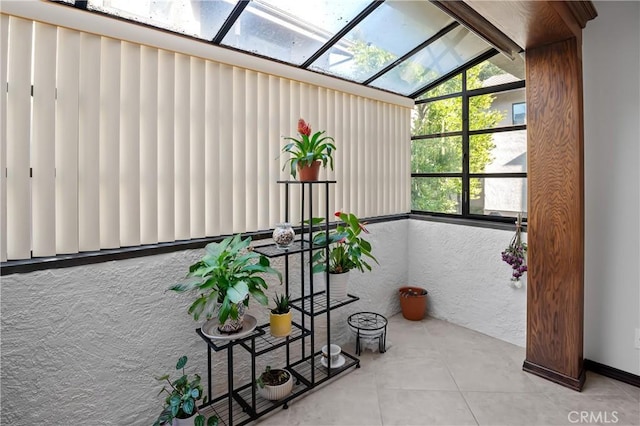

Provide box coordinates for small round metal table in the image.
[347,312,388,355]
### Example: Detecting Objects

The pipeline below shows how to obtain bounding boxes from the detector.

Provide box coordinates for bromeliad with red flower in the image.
[280,118,336,179]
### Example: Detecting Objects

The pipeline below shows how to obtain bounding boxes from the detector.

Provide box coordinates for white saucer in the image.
[201,314,258,340]
[320,354,345,369]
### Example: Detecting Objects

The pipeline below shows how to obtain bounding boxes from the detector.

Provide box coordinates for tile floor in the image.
[254,315,640,426]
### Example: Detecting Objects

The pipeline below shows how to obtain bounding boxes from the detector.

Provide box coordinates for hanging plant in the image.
[501,214,527,284]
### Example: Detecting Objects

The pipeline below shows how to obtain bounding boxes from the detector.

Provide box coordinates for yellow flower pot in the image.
[270,311,292,337]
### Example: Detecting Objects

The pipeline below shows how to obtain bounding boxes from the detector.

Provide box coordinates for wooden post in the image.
[523,37,586,390]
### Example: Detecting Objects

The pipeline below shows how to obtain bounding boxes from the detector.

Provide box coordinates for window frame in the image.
[411,68,527,223]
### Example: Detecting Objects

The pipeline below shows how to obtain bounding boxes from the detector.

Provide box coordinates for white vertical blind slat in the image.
[268,76,281,226]
[382,106,390,215]
[403,107,411,211]
[140,45,159,245]
[316,87,327,218]
[78,32,101,252]
[99,37,121,249]
[0,15,8,262]
[189,57,205,238]
[276,77,290,222]
[218,64,233,233]
[157,50,175,243]
[256,72,269,231]
[119,41,141,247]
[333,91,343,213]
[55,28,80,254]
[288,81,301,226]
[204,61,220,237]
[174,53,190,240]
[6,17,32,260]
[244,70,258,232]
[232,67,246,233]
[31,22,57,257]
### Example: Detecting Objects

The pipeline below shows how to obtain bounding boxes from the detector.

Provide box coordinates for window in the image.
[512,102,526,125]
[411,53,527,220]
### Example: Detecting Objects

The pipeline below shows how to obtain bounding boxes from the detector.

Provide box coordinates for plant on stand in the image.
[153,355,218,426]
[269,293,292,337]
[501,213,527,287]
[169,234,282,333]
[312,211,379,299]
[280,118,336,181]
[256,366,293,401]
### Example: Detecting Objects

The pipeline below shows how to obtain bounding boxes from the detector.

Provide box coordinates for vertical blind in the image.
[0,15,411,262]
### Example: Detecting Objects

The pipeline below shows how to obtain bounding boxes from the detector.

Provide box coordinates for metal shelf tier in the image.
[289,351,360,388]
[238,322,311,356]
[290,291,360,316]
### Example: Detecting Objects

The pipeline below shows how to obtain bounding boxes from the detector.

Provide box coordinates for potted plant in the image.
[153,355,218,426]
[280,118,336,181]
[269,293,292,337]
[311,211,378,300]
[256,366,294,400]
[170,234,282,334]
[398,286,428,321]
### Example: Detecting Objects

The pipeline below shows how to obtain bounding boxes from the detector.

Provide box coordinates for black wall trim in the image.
[585,359,640,388]
[409,212,527,232]
[1,214,409,276]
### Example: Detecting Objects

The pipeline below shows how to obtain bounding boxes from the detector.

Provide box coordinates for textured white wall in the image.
[408,219,527,347]
[583,1,640,375]
[0,220,407,425]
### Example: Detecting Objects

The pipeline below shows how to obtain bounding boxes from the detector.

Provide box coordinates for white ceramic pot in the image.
[328,271,349,300]
[172,415,195,426]
[258,370,294,400]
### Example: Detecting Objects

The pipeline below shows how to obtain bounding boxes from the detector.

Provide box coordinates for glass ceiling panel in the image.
[221,0,369,65]
[308,0,455,82]
[370,26,491,96]
[87,0,235,40]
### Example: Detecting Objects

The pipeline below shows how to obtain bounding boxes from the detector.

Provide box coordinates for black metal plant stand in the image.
[196,180,360,426]
[347,312,388,356]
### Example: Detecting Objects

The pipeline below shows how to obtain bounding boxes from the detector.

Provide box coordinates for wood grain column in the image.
[523,37,585,390]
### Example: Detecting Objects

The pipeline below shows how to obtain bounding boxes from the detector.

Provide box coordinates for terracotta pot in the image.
[398,286,428,321]
[297,160,321,181]
[270,311,292,337]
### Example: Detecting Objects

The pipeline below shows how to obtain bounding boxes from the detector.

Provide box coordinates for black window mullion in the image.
[461,71,470,216]
[411,130,462,141]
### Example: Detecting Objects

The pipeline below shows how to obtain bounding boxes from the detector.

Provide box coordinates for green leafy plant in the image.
[153,356,218,426]
[170,234,282,324]
[271,293,290,315]
[256,366,291,388]
[311,212,379,274]
[280,118,336,179]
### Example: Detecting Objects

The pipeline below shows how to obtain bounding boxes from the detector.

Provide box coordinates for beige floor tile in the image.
[283,379,383,426]
[445,348,537,393]
[378,388,478,426]
[374,353,458,391]
[462,391,574,426]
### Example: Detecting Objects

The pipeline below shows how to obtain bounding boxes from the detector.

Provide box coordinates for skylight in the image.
[64,0,510,98]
